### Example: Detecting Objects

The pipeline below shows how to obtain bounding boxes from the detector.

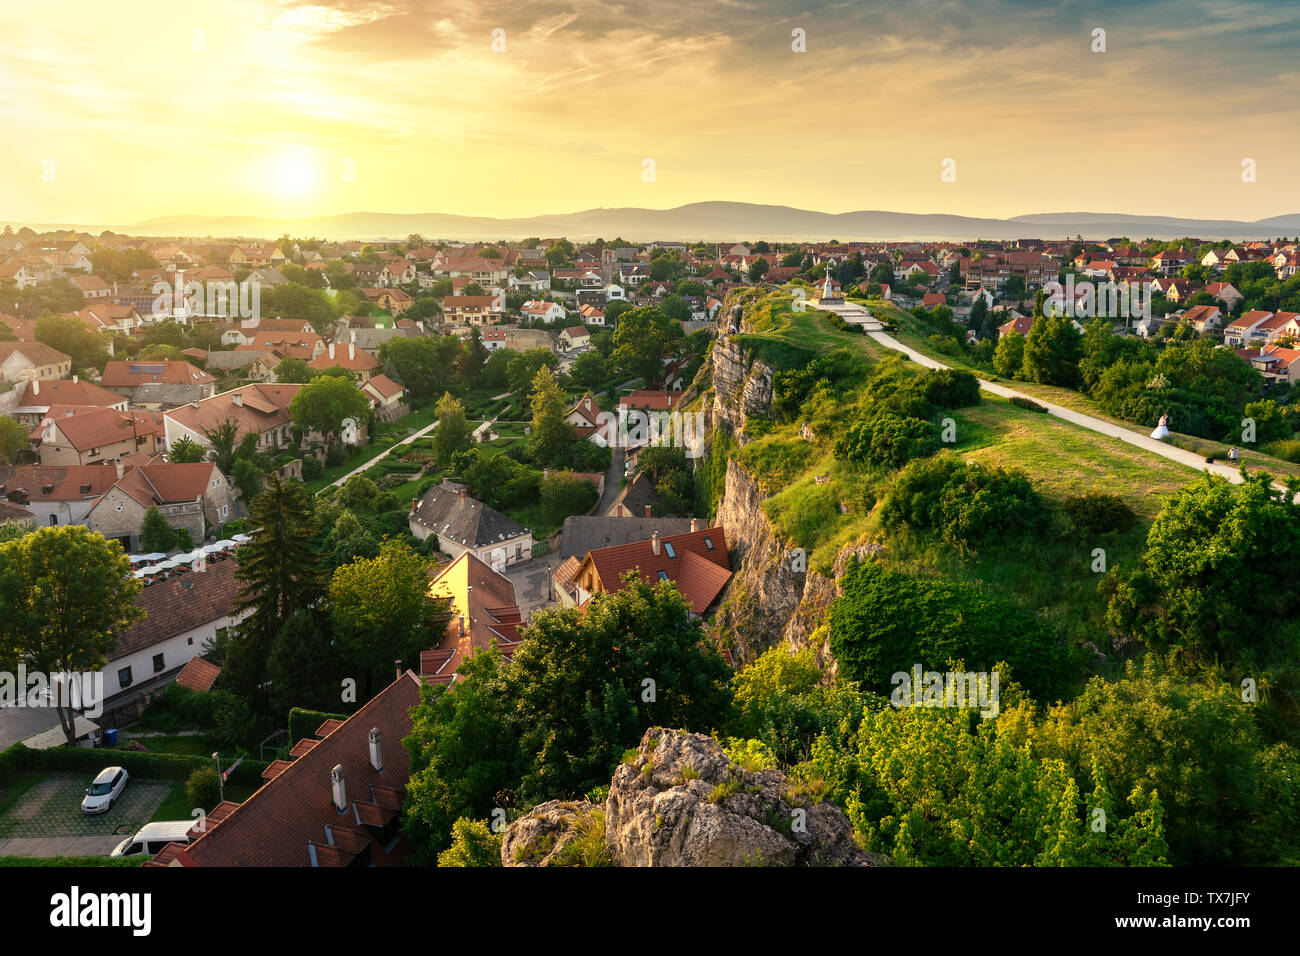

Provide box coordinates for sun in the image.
[269,150,319,201]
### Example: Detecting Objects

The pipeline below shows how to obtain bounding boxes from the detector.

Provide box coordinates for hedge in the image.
[1010,395,1048,413]
[0,742,270,788]
[288,707,349,748]
[0,855,146,867]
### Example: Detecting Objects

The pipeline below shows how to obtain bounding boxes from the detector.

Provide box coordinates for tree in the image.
[527,367,574,468]
[35,314,108,372]
[379,336,463,401]
[202,420,240,476]
[438,818,503,867]
[168,435,205,464]
[432,392,472,466]
[540,471,599,526]
[0,416,28,464]
[329,540,441,691]
[266,608,346,717]
[1021,315,1082,387]
[611,306,683,383]
[1104,472,1300,669]
[289,375,370,442]
[968,296,990,339]
[275,357,316,384]
[139,505,177,553]
[225,474,326,697]
[0,526,144,744]
[569,351,608,388]
[992,331,1025,378]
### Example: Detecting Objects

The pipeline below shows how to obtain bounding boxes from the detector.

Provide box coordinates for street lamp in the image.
[212,752,224,804]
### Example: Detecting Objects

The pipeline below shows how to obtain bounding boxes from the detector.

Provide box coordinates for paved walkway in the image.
[324,420,440,492]
[594,446,626,516]
[866,330,1263,487]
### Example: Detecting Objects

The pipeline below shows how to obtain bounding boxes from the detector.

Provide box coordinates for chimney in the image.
[410,496,418,514]
[651,532,661,556]
[348,343,355,361]
[459,487,468,503]
[232,392,242,407]
[330,765,346,812]
[368,728,383,772]
[394,659,402,680]
[31,380,38,396]
[644,504,651,518]
[115,459,124,480]
[328,342,335,359]
[72,374,78,384]
[690,518,700,533]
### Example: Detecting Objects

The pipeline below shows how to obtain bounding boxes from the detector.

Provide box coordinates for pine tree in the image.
[225,473,326,697]
[139,505,177,553]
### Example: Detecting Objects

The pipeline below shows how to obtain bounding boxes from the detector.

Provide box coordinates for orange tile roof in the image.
[578,525,731,614]
[175,656,221,692]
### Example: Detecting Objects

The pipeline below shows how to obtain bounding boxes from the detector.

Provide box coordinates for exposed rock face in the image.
[709,337,773,438]
[604,728,880,867]
[500,799,597,867]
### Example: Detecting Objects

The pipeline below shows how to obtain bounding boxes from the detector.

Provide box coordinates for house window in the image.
[153,653,165,673]
[703,536,714,550]
[118,667,133,689]
[663,542,676,559]
[657,571,668,582]
[49,514,58,526]
[187,637,193,645]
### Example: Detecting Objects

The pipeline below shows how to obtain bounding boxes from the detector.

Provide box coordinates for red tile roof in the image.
[175,656,221,692]
[110,559,244,663]
[101,359,214,388]
[177,672,423,867]
[577,525,731,614]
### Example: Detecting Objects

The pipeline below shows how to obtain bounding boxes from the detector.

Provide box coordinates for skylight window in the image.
[657,570,668,581]
[703,537,714,550]
[663,541,676,558]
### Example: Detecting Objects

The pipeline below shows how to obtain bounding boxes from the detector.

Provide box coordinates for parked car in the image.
[111,821,195,858]
[81,766,128,814]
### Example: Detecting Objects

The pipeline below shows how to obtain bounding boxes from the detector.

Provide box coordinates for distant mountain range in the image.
[15,202,1300,242]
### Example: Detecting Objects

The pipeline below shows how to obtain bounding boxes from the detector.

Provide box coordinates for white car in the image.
[81,766,128,815]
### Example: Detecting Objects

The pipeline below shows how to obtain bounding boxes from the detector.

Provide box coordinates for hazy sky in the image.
[3,0,1298,226]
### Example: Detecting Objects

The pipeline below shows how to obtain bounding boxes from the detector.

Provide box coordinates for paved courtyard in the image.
[0,773,170,857]
[502,555,558,618]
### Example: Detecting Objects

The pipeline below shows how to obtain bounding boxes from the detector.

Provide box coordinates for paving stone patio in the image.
[0,773,169,840]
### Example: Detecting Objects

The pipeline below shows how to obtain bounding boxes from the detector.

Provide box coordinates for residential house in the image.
[565,392,604,439]
[309,342,380,382]
[9,377,128,427]
[361,374,406,421]
[407,481,534,568]
[560,522,731,616]
[32,406,167,465]
[1177,304,1222,332]
[0,463,124,527]
[442,295,504,327]
[1223,310,1274,346]
[70,274,114,298]
[84,458,240,551]
[0,342,72,383]
[362,288,414,315]
[520,300,567,324]
[559,326,590,350]
[420,552,524,685]
[163,383,306,453]
[167,670,422,867]
[100,360,217,403]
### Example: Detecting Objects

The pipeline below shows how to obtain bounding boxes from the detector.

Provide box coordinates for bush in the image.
[923,369,981,409]
[1261,439,1300,464]
[301,456,324,480]
[1010,396,1048,413]
[829,559,1075,700]
[437,818,503,867]
[185,766,222,811]
[835,413,941,469]
[879,453,1045,553]
[0,743,268,786]
[1061,492,1138,537]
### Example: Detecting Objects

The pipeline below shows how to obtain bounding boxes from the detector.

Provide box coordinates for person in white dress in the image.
[1150,412,1170,440]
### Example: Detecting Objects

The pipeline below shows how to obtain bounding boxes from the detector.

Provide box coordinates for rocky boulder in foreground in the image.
[502,727,883,866]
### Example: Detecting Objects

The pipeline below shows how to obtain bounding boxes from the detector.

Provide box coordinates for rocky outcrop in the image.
[709,337,774,439]
[604,728,880,867]
[500,729,882,867]
[500,799,599,867]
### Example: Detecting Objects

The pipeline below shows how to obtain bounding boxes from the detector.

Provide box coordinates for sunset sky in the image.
[2,0,1298,229]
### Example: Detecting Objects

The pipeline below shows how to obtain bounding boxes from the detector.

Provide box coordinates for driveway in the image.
[501,556,557,618]
[594,446,625,516]
[0,773,171,858]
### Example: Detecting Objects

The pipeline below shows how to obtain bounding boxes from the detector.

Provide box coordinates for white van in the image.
[110,821,196,858]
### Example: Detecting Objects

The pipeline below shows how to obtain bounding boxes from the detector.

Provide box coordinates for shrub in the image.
[878,453,1045,553]
[835,412,941,469]
[1062,492,1138,536]
[1010,396,1048,413]
[1261,439,1300,464]
[437,818,503,867]
[185,766,222,811]
[923,369,981,409]
[301,456,324,481]
[828,559,1075,700]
